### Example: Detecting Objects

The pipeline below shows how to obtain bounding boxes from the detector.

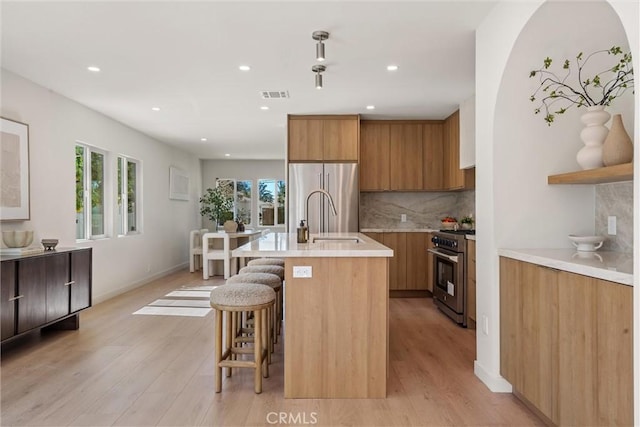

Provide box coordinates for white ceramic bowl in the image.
[2,230,34,248]
[568,235,605,252]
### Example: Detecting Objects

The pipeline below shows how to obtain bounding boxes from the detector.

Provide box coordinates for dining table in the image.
[202,229,263,279]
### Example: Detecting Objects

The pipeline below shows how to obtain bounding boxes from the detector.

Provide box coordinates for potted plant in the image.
[529,46,633,126]
[199,186,233,231]
[460,216,474,230]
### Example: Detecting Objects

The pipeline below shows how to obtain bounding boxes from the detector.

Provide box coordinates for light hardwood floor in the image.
[1,269,543,426]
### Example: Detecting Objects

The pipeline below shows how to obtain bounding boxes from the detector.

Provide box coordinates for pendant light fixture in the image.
[312,65,326,89]
[312,31,329,62]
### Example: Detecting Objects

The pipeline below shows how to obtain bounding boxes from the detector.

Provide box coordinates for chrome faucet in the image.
[305,189,338,235]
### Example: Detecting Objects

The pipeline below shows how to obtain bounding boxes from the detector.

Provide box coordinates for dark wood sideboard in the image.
[1,247,92,343]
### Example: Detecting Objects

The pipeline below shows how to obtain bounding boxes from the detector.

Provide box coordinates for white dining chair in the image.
[202,232,237,279]
[189,228,209,272]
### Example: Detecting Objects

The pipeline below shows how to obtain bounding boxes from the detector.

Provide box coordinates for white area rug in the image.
[133,285,217,317]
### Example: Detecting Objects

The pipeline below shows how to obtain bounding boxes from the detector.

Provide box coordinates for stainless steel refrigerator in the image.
[288,163,359,234]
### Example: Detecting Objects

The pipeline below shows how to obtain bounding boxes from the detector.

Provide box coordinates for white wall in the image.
[1,70,202,303]
[200,159,286,230]
[475,0,637,394]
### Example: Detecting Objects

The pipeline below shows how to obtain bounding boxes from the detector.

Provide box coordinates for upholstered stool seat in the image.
[227,272,282,347]
[210,283,276,394]
[247,258,285,267]
[227,272,281,288]
[239,265,284,281]
[236,266,284,339]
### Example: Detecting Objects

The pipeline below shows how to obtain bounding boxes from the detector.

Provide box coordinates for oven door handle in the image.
[428,248,459,263]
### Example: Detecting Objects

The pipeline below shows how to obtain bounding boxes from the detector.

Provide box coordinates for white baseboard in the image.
[92,262,189,305]
[474,360,513,392]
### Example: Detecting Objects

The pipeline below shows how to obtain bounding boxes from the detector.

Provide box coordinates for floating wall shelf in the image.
[547,162,633,185]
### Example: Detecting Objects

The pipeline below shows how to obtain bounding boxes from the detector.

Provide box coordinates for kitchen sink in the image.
[311,237,361,244]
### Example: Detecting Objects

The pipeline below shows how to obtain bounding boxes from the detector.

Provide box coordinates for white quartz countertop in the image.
[498,248,633,286]
[232,232,393,258]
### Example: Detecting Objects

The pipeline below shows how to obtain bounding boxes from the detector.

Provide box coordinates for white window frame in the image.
[76,142,108,241]
[258,178,286,227]
[117,155,142,236]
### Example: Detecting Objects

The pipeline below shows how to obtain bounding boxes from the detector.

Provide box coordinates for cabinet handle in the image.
[64,281,76,286]
[8,295,24,302]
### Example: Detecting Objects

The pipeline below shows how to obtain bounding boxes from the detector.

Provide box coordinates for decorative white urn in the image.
[576,106,610,170]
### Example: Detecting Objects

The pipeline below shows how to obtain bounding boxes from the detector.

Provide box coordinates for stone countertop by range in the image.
[466,235,476,241]
[232,232,393,258]
[360,228,439,233]
[498,248,633,286]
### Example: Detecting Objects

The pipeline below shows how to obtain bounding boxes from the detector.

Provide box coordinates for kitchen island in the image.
[232,232,393,398]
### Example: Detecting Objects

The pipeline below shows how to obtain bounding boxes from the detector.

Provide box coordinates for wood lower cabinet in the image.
[288,115,359,162]
[500,257,632,426]
[1,248,92,342]
[466,239,476,324]
[17,257,48,333]
[405,233,427,290]
[1,261,17,341]
[363,232,429,292]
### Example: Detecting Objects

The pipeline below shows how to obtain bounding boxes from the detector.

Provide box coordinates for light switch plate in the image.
[292,266,312,278]
[400,214,407,222]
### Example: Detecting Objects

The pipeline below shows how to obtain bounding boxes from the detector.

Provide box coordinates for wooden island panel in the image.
[284,257,389,398]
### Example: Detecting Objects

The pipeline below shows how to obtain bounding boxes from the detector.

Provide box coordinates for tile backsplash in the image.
[595,182,633,253]
[360,191,475,229]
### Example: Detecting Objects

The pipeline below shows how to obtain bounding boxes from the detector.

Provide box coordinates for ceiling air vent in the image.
[260,90,289,99]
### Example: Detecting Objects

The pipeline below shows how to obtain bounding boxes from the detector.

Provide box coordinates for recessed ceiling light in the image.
[239,65,251,71]
[260,106,269,110]
[366,105,376,110]
[200,138,207,142]
[386,65,399,71]
[224,153,231,157]
[151,107,160,111]
[87,66,101,72]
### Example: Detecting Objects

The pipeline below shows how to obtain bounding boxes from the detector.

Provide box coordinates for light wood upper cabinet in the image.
[288,115,359,162]
[360,123,391,191]
[500,257,632,427]
[443,110,475,190]
[390,123,423,190]
[323,119,359,161]
[288,118,323,161]
[423,123,444,190]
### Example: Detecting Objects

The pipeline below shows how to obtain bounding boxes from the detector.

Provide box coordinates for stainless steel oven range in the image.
[428,230,473,327]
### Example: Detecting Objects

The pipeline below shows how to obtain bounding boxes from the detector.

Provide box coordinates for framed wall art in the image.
[1,117,30,221]
[169,166,189,201]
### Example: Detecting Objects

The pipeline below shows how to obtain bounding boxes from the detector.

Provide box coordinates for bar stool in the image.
[247,258,285,267]
[228,272,282,349]
[210,283,276,394]
[238,265,285,336]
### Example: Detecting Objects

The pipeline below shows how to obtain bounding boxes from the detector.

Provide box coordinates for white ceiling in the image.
[1,1,496,160]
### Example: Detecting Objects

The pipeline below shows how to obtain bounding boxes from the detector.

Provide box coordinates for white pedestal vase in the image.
[576,106,610,170]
